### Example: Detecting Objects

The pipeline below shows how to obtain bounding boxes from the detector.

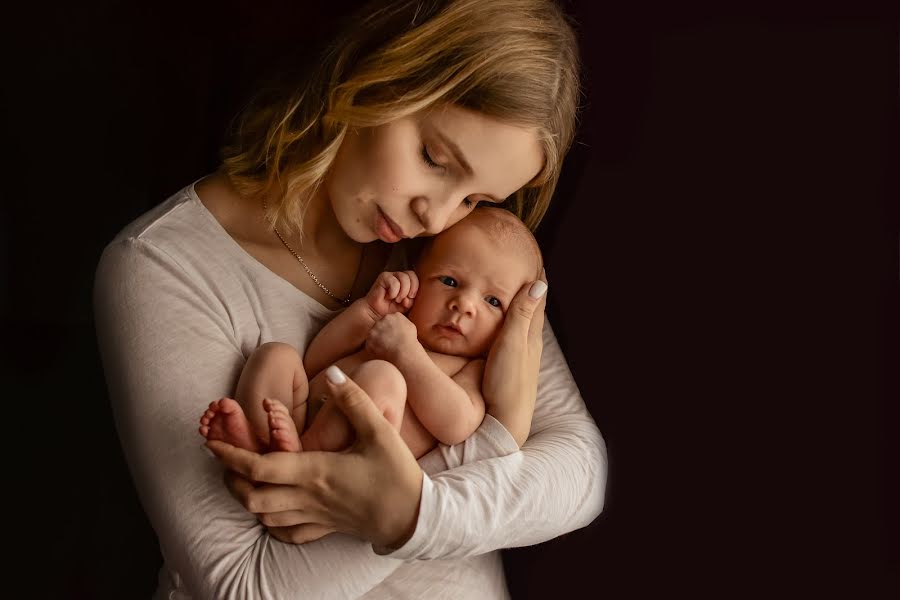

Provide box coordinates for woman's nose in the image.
[411,195,458,235]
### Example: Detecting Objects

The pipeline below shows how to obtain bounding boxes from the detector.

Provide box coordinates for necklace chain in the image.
[263,199,352,306]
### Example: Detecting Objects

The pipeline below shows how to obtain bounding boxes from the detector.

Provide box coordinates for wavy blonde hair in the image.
[221,0,580,237]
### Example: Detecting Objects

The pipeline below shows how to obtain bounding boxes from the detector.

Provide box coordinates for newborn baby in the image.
[200,207,544,458]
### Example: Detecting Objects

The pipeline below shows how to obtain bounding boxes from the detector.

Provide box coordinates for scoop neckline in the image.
[185,177,347,317]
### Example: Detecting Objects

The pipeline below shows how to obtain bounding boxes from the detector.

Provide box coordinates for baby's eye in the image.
[438,276,458,287]
[462,198,476,209]
[486,296,502,308]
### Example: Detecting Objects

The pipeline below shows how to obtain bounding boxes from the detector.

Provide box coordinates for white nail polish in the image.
[529,280,548,299]
[325,365,347,384]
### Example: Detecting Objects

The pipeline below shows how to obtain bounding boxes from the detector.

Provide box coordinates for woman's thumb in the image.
[323,365,382,440]
[505,279,548,333]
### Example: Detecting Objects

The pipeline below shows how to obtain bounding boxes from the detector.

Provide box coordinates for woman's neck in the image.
[293,186,360,261]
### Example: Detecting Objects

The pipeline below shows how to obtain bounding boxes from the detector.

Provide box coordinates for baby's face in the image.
[407,222,536,358]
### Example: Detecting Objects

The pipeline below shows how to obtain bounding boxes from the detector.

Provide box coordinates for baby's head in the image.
[408,208,543,358]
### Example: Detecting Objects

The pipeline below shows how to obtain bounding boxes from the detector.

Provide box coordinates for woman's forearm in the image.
[96,238,403,598]
[383,319,607,560]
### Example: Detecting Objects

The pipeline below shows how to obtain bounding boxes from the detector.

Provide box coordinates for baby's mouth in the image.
[436,322,463,336]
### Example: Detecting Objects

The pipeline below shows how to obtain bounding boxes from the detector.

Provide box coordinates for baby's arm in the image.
[303,299,378,379]
[367,315,485,445]
[304,270,418,378]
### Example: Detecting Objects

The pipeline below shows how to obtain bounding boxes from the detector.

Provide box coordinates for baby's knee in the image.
[252,342,302,366]
[352,360,407,405]
[245,342,308,392]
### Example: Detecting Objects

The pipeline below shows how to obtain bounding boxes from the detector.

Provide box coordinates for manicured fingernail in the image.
[529,280,548,299]
[325,365,347,384]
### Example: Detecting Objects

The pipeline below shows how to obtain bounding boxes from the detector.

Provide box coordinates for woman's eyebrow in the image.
[433,129,472,176]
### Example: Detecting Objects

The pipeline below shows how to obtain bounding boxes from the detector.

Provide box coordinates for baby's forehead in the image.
[426,221,539,274]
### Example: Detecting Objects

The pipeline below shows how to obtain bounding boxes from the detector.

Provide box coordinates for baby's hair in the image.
[220,0,580,240]
[467,207,544,281]
[418,207,544,281]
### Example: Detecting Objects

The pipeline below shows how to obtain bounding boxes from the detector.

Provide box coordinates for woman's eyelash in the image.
[421,145,475,209]
[421,144,442,169]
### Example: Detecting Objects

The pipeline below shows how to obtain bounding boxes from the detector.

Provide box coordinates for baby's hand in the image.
[366,313,418,361]
[366,270,419,318]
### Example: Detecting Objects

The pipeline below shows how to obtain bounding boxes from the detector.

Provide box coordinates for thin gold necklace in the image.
[263,198,356,306]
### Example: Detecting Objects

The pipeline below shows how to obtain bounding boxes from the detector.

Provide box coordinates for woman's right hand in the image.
[481,270,549,447]
[206,366,424,549]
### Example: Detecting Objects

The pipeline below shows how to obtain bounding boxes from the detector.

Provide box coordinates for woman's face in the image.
[325,104,544,243]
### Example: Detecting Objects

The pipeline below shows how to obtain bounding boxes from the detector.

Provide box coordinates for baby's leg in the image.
[235,342,309,451]
[200,343,309,451]
[301,360,406,452]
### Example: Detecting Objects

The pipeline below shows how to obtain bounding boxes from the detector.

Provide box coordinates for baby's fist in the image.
[366,270,419,318]
[366,313,418,361]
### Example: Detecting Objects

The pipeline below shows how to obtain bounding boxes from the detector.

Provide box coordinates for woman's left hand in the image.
[206,366,424,548]
[222,471,336,543]
[481,269,548,446]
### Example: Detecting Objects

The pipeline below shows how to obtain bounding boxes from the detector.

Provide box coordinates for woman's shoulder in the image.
[100,178,240,272]
[108,181,207,245]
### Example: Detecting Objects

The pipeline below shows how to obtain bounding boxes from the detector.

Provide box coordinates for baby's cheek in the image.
[480,317,505,348]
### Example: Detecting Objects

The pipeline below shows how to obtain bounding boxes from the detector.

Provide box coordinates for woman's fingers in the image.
[268,523,335,544]
[257,509,310,528]
[245,482,328,515]
[502,276,548,342]
[206,440,320,485]
[223,470,254,504]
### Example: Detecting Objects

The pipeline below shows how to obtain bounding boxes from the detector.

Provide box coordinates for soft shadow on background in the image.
[3,3,896,598]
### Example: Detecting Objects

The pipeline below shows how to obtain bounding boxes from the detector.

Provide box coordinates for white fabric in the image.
[94,181,607,600]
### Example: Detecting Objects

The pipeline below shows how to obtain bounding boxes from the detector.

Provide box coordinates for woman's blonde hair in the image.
[221,0,580,236]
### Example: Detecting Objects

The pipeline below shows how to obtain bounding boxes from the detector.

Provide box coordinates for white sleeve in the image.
[381,318,608,560]
[94,238,402,599]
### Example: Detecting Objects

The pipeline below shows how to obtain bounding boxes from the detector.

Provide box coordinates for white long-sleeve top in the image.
[93,181,607,600]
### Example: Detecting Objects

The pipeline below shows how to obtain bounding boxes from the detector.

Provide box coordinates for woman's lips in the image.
[374,207,404,243]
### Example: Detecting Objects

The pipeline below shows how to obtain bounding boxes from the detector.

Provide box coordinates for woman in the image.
[94,0,607,597]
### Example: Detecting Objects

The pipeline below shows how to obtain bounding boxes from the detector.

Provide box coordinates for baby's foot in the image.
[199,398,263,452]
[264,398,302,452]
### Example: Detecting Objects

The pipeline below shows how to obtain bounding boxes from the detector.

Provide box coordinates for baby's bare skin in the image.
[199,397,300,453]
[200,210,541,456]
[199,345,466,458]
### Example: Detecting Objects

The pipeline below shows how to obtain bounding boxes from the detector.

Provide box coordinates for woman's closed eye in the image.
[421,144,444,171]
[422,144,477,210]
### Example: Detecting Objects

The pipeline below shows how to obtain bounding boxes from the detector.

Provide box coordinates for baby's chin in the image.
[421,334,483,358]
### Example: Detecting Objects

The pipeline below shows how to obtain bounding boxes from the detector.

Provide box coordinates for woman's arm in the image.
[382,316,607,559]
[220,284,607,561]
[94,238,403,599]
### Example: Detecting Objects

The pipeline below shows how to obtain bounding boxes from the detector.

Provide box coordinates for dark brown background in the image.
[2,2,896,598]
